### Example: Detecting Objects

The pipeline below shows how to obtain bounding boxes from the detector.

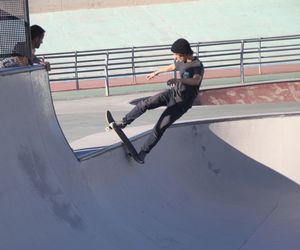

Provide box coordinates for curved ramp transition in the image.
[0,67,300,250]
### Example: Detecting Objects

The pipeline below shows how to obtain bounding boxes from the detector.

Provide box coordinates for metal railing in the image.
[39,34,300,96]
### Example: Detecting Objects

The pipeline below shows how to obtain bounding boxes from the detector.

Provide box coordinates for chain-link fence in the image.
[0,0,31,63]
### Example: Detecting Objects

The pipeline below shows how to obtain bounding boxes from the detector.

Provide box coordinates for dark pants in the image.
[124,89,190,154]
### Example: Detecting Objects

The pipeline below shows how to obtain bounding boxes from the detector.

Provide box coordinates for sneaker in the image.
[115,120,127,129]
[134,156,145,164]
[138,150,147,163]
[127,151,144,164]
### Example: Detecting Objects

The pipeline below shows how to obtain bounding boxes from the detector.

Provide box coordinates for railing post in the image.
[75,51,79,90]
[240,40,245,84]
[258,37,262,74]
[104,51,110,96]
[131,46,136,84]
[197,42,200,57]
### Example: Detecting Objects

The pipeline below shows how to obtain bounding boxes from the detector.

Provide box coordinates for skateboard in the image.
[106,110,144,164]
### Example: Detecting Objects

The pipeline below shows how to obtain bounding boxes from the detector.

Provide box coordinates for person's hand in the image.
[146,71,157,80]
[167,78,180,87]
[41,57,51,71]
[15,56,28,66]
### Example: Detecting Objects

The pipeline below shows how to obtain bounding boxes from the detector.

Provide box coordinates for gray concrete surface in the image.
[53,90,210,143]
[1,67,300,249]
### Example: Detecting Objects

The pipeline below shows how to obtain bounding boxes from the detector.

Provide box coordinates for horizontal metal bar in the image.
[39,34,300,89]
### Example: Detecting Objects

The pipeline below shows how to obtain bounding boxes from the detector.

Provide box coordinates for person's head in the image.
[171,38,193,62]
[30,25,45,49]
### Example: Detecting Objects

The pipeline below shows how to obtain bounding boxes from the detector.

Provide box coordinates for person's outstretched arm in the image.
[146,64,176,80]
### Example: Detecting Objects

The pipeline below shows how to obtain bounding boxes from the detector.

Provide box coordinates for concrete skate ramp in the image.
[1,67,300,249]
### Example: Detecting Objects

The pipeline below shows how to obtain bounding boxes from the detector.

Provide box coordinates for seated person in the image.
[0,42,29,69]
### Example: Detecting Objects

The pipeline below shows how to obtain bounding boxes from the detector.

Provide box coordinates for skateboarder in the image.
[115,38,204,163]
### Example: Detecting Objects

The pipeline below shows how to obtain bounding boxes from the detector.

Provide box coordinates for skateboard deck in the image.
[106,110,143,164]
